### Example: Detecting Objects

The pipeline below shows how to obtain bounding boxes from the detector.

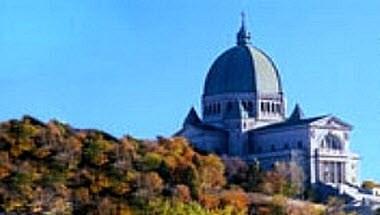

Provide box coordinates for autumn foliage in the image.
[0,116,339,214]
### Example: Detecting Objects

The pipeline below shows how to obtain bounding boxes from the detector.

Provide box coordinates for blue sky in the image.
[0,1,379,181]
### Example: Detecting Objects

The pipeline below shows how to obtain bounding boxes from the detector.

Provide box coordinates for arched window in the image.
[261,102,265,112]
[321,134,343,150]
[271,103,275,113]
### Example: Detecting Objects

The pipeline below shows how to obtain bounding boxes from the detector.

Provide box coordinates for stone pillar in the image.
[334,162,338,184]
[342,162,346,183]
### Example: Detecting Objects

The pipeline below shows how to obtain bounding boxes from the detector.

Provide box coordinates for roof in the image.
[192,123,228,133]
[288,104,304,122]
[174,121,227,137]
[184,107,201,125]
[203,21,282,96]
[204,45,282,96]
[175,108,227,136]
[254,115,327,132]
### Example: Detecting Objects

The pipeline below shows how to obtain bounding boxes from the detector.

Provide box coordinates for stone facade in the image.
[175,16,360,190]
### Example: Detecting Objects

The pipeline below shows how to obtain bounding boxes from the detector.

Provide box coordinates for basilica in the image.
[176,16,360,189]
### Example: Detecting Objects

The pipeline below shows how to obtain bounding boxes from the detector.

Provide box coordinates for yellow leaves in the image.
[111,180,132,195]
[158,137,188,156]
[0,117,251,214]
[272,194,287,207]
[97,174,111,189]
[90,173,112,194]
[140,152,162,171]
[163,155,177,170]
[10,144,23,157]
[93,153,109,166]
[19,139,33,151]
[84,138,115,166]
[19,122,39,139]
[9,138,35,158]
[198,155,226,191]
[3,197,25,213]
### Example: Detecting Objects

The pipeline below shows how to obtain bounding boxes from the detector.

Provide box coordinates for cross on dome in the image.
[237,12,251,45]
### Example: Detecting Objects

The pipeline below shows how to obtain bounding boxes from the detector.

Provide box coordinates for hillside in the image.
[0,116,342,214]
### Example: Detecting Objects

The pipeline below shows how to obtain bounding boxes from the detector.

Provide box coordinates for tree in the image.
[362,180,379,190]
[173,184,192,203]
[325,197,346,215]
[198,154,226,192]
[220,189,249,214]
[244,159,262,192]
[260,162,305,197]
[222,156,248,184]
[270,194,287,215]
[133,172,164,202]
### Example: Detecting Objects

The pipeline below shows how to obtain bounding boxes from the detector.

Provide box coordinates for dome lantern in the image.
[237,12,251,46]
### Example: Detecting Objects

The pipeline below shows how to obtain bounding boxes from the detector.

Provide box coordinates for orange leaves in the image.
[220,189,249,211]
[173,184,192,203]
[0,152,11,179]
[0,116,252,214]
[199,193,220,209]
[260,171,286,195]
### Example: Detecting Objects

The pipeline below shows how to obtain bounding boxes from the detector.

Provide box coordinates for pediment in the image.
[310,116,352,130]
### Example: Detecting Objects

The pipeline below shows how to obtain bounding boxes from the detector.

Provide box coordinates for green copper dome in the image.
[203,18,282,96]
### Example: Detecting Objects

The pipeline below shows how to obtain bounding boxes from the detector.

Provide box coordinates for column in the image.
[342,162,346,183]
[334,162,338,183]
